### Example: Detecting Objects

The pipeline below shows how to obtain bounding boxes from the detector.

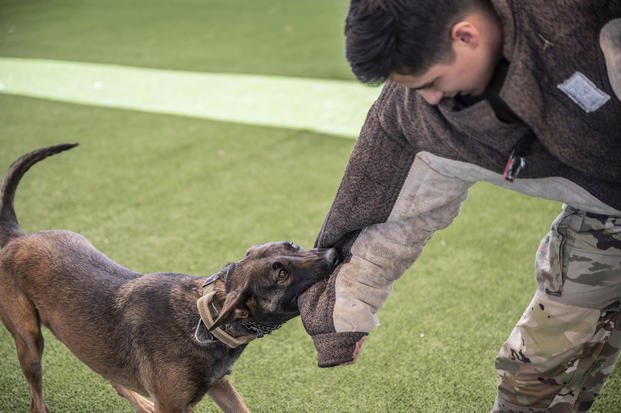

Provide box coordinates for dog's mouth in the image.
[323,247,340,270]
[314,247,341,283]
[279,247,340,313]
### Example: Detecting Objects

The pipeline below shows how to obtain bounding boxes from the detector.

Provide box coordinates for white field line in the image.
[0,57,381,138]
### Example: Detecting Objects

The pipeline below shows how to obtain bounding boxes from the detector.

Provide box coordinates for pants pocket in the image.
[557,215,621,309]
[536,231,565,297]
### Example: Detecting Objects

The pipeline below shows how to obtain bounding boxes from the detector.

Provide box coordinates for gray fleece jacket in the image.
[299,0,621,367]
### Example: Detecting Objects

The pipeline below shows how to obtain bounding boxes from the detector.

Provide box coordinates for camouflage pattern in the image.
[494,205,621,412]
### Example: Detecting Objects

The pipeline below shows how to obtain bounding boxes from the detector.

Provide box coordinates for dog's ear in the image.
[209,291,246,331]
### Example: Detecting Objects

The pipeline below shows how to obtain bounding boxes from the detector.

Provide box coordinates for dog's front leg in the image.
[111,383,155,413]
[206,376,250,413]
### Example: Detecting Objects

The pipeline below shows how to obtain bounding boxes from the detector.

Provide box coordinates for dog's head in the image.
[209,241,339,331]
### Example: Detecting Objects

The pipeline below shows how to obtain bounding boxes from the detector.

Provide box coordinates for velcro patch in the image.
[557,71,610,113]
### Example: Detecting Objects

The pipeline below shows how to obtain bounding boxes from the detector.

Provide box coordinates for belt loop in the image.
[570,211,586,232]
[563,204,585,232]
[605,217,617,230]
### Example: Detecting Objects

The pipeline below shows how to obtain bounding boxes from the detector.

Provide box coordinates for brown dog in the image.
[0,144,338,413]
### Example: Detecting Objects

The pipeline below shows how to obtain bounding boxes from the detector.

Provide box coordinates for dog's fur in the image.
[0,144,338,413]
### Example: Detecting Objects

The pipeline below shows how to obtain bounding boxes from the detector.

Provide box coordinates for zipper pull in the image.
[502,149,526,182]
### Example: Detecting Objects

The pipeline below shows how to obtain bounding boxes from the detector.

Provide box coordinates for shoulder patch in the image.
[557,71,610,113]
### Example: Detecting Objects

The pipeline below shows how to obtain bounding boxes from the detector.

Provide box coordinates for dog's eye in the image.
[272,262,288,279]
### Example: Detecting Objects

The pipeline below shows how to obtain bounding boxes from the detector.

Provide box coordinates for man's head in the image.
[345,0,503,104]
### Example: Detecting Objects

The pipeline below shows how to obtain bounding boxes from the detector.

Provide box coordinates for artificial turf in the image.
[1,1,620,412]
[0,0,353,80]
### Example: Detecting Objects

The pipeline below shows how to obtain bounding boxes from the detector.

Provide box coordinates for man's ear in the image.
[451,20,481,48]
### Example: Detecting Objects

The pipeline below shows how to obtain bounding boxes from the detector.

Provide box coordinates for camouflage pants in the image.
[494,205,621,412]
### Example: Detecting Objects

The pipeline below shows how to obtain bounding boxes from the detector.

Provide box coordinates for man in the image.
[298,1,621,411]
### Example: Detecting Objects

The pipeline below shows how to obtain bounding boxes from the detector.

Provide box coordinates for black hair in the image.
[345,0,492,84]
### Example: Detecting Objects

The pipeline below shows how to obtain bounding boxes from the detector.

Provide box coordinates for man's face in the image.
[389,16,502,105]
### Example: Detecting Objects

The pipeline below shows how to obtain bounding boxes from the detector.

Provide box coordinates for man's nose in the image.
[417,89,444,105]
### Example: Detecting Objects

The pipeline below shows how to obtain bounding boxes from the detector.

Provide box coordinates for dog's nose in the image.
[323,248,340,267]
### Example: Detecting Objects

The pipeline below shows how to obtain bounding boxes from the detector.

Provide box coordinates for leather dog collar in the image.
[196,282,256,349]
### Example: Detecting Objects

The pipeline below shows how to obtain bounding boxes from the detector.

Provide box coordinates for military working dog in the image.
[0,144,339,413]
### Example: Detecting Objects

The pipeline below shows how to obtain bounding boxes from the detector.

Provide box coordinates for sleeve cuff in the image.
[312,331,367,368]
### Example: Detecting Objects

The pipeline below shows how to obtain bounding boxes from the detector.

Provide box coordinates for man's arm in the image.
[299,96,473,367]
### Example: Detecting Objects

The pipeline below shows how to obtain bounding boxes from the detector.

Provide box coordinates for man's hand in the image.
[298,268,368,368]
[600,18,621,99]
[342,336,366,366]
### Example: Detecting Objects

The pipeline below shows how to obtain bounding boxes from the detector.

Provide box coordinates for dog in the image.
[0,144,339,413]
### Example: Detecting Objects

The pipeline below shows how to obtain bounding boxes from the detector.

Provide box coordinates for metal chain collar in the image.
[241,320,282,338]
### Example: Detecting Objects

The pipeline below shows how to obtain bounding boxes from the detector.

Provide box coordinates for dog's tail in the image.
[0,143,78,248]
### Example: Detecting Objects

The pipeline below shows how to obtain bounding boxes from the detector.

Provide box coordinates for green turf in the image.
[2,95,619,413]
[1,1,620,412]
[0,0,353,80]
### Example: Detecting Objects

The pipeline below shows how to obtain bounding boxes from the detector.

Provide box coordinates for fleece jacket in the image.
[299,0,621,368]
